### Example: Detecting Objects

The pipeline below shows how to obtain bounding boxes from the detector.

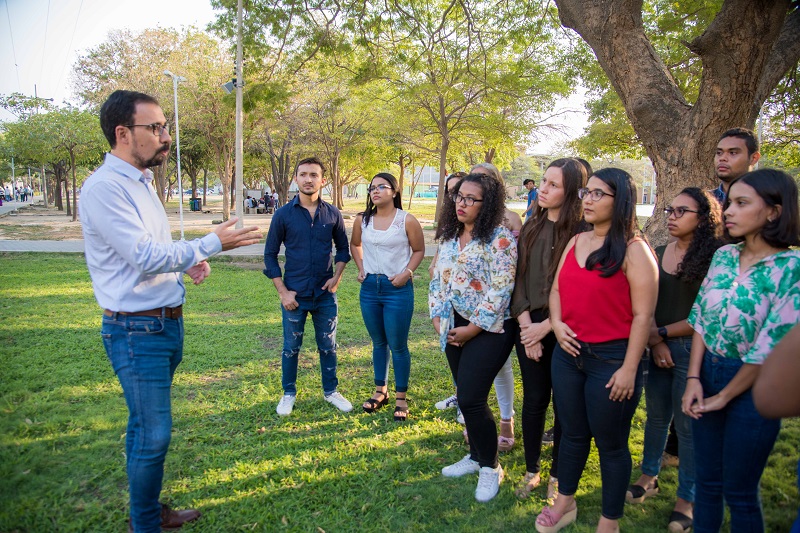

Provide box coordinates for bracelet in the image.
[686,376,701,380]
[406,268,414,277]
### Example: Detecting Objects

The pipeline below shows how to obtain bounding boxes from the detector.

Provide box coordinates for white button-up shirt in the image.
[80,153,221,312]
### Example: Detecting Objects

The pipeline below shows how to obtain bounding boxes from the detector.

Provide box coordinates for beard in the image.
[135,145,170,169]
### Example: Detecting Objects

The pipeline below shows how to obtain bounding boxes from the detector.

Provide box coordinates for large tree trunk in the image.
[64,179,72,217]
[70,151,78,222]
[202,169,208,207]
[554,0,800,245]
[434,134,450,223]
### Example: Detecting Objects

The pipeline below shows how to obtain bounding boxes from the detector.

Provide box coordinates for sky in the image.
[0,0,219,119]
[0,0,586,153]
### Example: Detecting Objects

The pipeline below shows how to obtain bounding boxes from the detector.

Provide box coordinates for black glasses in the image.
[451,193,483,207]
[578,188,615,201]
[367,184,392,193]
[126,123,170,136]
[664,206,699,218]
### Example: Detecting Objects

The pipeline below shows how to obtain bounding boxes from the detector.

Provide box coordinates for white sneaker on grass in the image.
[435,394,458,410]
[475,464,504,502]
[276,395,296,416]
[442,454,480,478]
[324,391,353,412]
[456,406,465,425]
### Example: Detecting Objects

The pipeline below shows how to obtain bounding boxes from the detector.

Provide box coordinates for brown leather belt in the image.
[103,305,183,319]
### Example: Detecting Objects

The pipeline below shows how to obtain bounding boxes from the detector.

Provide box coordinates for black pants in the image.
[515,308,561,477]
[445,313,517,468]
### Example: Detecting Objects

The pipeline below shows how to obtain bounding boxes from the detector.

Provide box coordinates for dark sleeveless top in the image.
[654,245,703,328]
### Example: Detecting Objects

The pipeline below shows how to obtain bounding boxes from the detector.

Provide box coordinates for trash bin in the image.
[189,198,201,212]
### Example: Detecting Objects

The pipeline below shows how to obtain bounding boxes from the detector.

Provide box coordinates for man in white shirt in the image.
[80,90,260,533]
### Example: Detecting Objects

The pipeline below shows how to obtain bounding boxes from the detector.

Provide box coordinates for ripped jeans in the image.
[280,291,339,396]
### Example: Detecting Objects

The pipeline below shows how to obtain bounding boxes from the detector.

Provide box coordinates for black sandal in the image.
[362,390,389,413]
[667,511,692,532]
[625,478,659,503]
[393,398,409,421]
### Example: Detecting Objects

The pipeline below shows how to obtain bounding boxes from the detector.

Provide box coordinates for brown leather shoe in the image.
[127,504,201,532]
[160,504,201,530]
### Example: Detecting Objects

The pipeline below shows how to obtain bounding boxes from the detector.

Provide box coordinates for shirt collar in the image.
[104,152,154,184]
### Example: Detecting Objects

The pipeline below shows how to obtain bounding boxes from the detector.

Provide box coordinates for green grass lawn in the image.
[1,253,798,532]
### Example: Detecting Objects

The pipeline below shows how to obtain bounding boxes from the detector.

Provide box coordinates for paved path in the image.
[0,239,440,257]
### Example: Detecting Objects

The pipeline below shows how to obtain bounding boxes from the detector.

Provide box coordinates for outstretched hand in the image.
[213,218,262,251]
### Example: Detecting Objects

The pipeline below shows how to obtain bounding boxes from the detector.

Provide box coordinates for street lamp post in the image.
[164,70,187,240]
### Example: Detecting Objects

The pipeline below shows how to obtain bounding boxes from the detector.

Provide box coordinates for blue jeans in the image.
[101,312,184,533]
[281,291,339,395]
[552,341,643,520]
[692,349,781,533]
[642,336,695,502]
[360,274,413,392]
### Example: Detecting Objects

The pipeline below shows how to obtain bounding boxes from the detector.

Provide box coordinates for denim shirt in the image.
[263,194,351,298]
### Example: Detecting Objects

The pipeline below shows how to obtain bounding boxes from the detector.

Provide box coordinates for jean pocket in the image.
[126,316,166,335]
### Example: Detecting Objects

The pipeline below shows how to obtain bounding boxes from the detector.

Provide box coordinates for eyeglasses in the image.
[125,123,170,136]
[578,188,615,201]
[664,206,699,218]
[367,184,393,193]
[451,193,483,207]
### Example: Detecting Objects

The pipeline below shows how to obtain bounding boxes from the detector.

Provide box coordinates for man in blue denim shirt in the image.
[264,156,353,416]
[81,90,260,532]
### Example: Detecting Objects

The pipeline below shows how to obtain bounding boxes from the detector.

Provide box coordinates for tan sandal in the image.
[546,476,558,505]
[515,471,541,499]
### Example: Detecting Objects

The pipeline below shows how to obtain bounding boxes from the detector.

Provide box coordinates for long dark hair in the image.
[438,172,505,244]
[673,187,724,282]
[435,172,467,240]
[724,168,800,248]
[586,167,640,277]
[519,158,587,287]
[362,173,402,226]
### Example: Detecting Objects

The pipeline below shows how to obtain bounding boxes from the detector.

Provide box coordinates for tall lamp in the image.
[164,70,187,240]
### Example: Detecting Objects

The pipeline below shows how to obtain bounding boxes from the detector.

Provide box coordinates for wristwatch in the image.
[658,326,668,341]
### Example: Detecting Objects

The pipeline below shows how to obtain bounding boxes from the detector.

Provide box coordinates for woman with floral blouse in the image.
[682,168,800,533]
[429,171,517,503]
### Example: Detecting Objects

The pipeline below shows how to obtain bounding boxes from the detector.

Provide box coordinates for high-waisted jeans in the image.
[552,340,643,520]
[360,274,413,392]
[445,313,517,468]
[515,308,560,477]
[692,349,781,533]
[642,335,695,502]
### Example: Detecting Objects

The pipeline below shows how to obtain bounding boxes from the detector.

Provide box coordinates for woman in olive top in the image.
[510,158,586,500]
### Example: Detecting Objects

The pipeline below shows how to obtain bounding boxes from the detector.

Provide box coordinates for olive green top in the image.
[511,218,554,317]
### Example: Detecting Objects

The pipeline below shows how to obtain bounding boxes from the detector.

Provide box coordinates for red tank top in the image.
[559,237,633,343]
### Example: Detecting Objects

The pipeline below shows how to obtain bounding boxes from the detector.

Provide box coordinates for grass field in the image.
[1,253,798,532]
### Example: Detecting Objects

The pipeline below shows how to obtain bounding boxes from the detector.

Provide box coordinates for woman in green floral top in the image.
[681,168,800,533]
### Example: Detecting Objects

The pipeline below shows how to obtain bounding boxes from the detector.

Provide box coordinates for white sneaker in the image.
[475,464,504,502]
[324,391,353,412]
[276,395,295,416]
[456,406,465,425]
[435,394,458,410]
[442,454,480,478]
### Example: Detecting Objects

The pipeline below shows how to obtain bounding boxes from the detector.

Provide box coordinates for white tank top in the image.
[361,209,412,277]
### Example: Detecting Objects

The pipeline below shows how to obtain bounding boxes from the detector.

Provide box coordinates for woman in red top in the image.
[535,168,658,533]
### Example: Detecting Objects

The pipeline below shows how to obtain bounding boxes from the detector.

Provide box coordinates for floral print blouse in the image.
[429,226,517,351]
[688,243,800,364]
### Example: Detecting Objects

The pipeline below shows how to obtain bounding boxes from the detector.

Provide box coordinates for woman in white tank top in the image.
[350,173,424,421]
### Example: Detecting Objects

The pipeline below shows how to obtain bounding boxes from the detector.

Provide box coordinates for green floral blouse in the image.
[688,243,800,364]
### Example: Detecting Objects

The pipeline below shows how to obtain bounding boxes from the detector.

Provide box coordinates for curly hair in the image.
[672,188,724,282]
[435,172,467,240]
[438,172,506,244]
[362,173,402,226]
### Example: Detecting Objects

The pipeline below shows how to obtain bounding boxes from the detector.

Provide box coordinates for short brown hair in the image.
[295,156,326,177]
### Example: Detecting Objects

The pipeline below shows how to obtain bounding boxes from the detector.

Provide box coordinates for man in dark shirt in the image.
[711,127,760,204]
[264,156,352,416]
